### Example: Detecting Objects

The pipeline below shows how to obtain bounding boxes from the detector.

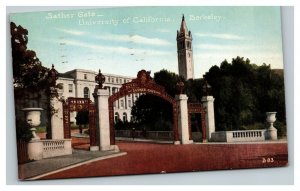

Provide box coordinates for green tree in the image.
[16,119,33,142]
[131,94,173,131]
[11,22,54,138]
[11,22,49,91]
[154,69,180,97]
[75,111,89,134]
[205,57,286,134]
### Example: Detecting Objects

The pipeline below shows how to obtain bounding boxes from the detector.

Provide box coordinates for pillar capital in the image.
[175,94,188,100]
[94,88,109,97]
[201,96,214,102]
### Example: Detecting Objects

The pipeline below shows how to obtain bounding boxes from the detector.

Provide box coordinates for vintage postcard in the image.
[10,6,288,180]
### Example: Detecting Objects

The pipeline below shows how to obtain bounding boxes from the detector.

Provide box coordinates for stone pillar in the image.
[94,88,119,151]
[50,88,64,139]
[176,94,193,144]
[201,96,216,141]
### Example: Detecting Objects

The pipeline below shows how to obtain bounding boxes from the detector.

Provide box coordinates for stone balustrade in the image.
[27,139,72,160]
[211,130,267,142]
[42,139,72,159]
[43,140,65,150]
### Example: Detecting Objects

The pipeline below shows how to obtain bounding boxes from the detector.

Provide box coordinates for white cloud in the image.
[95,33,172,46]
[195,44,243,50]
[59,39,172,57]
[55,28,86,36]
[156,29,170,33]
[195,33,244,40]
[195,43,281,55]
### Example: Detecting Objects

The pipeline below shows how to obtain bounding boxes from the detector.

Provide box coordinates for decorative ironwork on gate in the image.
[108,70,179,144]
[188,103,207,142]
[63,97,97,146]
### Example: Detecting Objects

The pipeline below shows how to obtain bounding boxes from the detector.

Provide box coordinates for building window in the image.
[123,112,127,122]
[120,100,124,108]
[68,84,73,93]
[111,78,114,83]
[84,87,89,98]
[128,100,132,108]
[84,74,87,80]
[114,112,120,123]
[108,77,110,82]
[120,79,123,84]
[181,42,184,49]
[116,78,119,83]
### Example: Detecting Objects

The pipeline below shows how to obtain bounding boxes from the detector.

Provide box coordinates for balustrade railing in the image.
[41,139,72,159]
[211,130,267,142]
[232,130,263,138]
[42,140,65,150]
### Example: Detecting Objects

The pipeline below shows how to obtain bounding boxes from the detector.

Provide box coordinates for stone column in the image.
[201,96,216,141]
[50,88,64,139]
[176,94,193,144]
[94,88,119,151]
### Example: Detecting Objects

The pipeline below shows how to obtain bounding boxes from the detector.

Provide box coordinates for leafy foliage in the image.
[205,57,286,132]
[75,111,89,126]
[131,94,173,131]
[11,22,49,91]
[153,69,181,97]
[130,57,286,136]
[16,119,33,142]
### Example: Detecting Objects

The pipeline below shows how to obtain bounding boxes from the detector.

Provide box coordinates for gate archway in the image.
[188,103,206,142]
[108,70,179,144]
[63,97,97,147]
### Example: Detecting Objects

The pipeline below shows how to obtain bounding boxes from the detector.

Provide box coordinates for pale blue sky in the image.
[10,7,283,78]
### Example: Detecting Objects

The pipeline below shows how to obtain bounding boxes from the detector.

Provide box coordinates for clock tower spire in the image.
[177,14,194,80]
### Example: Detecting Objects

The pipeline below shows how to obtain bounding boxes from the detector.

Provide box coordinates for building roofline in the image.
[61,69,136,79]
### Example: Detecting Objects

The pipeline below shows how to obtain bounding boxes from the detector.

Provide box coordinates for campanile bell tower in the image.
[177,15,194,80]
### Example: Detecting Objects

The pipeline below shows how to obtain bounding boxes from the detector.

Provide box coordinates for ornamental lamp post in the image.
[202,79,212,97]
[95,69,106,89]
[48,64,59,87]
[176,79,185,94]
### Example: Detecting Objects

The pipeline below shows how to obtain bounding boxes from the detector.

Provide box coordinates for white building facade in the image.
[57,69,140,124]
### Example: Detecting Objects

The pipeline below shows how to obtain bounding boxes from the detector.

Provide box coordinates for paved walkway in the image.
[39,141,288,180]
[19,149,127,180]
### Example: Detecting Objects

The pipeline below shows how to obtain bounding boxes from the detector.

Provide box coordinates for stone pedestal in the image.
[27,140,43,160]
[266,128,278,140]
[265,112,278,141]
[173,141,181,145]
[50,88,64,139]
[201,96,216,141]
[89,146,99,151]
[176,94,193,144]
[94,88,118,151]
